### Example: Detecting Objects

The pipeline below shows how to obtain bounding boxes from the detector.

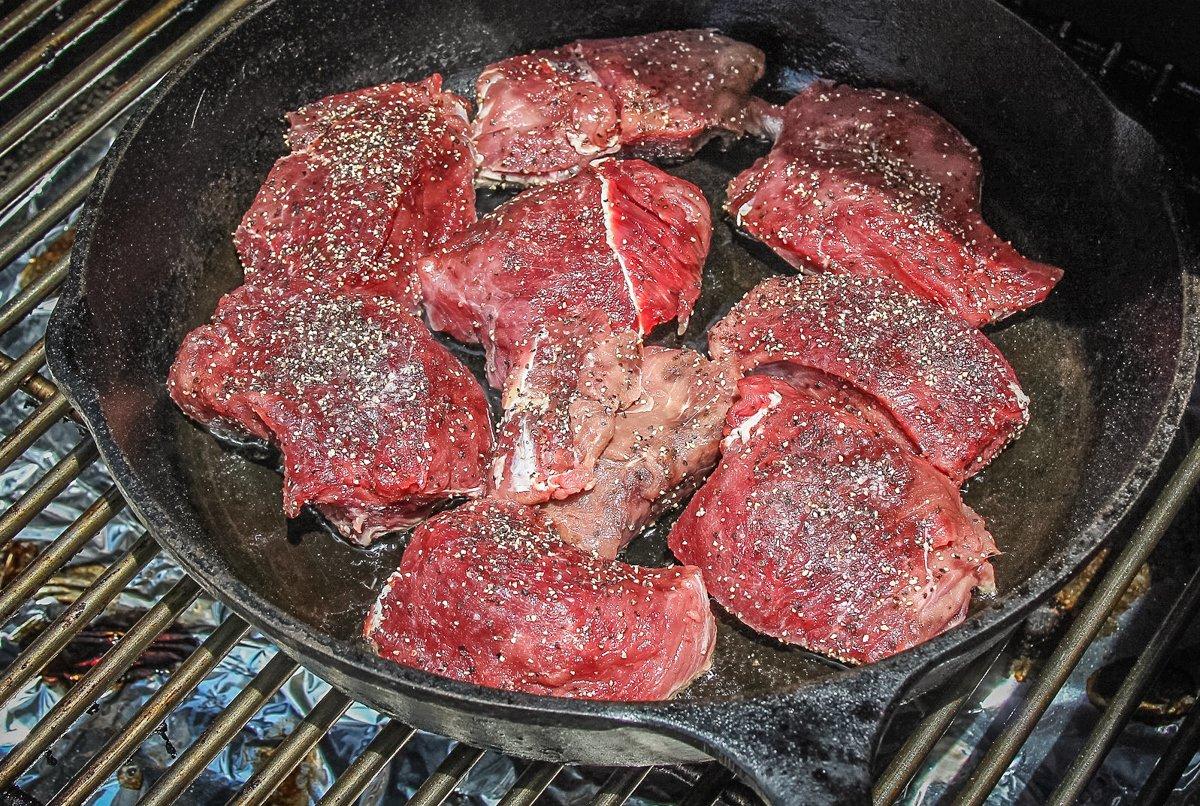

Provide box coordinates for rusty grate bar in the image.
[230,687,354,805]
[0,484,125,622]
[0,438,100,545]
[0,258,67,333]
[0,349,58,401]
[0,530,160,705]
[0,338,46,402]
[0,392,73,471]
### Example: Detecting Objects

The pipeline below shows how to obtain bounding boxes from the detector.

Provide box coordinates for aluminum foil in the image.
[899,398,1200,805]
[0,110,666,806]
[3,81,1199,806]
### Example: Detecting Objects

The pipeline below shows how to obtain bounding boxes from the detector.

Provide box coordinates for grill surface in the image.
[0,0,1197,803]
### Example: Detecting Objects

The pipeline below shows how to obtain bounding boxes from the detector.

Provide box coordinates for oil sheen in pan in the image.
[173,129,1096,703]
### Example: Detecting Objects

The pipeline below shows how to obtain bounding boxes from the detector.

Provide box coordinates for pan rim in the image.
[44,0,1200,754]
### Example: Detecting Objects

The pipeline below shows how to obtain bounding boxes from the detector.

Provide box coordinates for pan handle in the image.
[648,664,910,804]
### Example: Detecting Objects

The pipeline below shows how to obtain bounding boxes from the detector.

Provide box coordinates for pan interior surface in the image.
[47,0,1196,761]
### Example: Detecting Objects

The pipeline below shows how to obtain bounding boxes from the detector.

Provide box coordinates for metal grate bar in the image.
[0,484,125,622]
[0,0,254,216]
[54,613,252,806]
[872,627,1010,802]
[0,529,158,704]
[1097,41,1123,80]
[0,0,127,97]
[1136,684,1200,805]
[0,438,99,545]
[406,744,486,806]
[0,338,45,403]
[0,574,200,787]
[0,0,65,52]
[0,4,1193,804]
[1048,560,1200,804]
[229,687,354,806]
[1010,3,1200,113]
[955,438,1200,804]
[678,766,733,806]
[0,257,66,337]
[139,651,300,806]
[0,392,73,471]
[318,719,416,806]
[0,349,60,403]
[875,695,968,805]
[0,170,92,273]
[1149,63,1176,108]
[498,761,564,806]
[591,767,651,806]
[0,0,189,159]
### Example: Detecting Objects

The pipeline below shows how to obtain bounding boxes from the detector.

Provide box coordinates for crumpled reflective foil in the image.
[0,116,634,806]
[3,86,1199,806]
[899,398,1200,805]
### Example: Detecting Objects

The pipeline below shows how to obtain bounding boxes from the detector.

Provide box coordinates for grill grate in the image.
[0,0,1197,803]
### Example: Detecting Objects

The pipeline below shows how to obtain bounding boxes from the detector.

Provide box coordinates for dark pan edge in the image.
[44,0,1200,770]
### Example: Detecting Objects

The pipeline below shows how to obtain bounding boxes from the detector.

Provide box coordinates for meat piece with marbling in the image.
[542,347,737,559]
[419,158,710,504]
[725,81,1062,326]
[365,499,716,699]
[168,283,492,545]
[473,30,769,185]
[235,76,476,304]
[709,274,1028,482]
[669,373,997,664]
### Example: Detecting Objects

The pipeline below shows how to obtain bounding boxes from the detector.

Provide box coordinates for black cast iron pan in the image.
[43,0,1200,801]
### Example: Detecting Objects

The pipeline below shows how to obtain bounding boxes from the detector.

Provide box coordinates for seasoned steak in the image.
[168,283,492,545]
[709,274,1028,482]
[419,158,710,503]
[236,76,476,303]
[669,373,997,664]
[542,347,736,559]
[364,499,716,700]
[726,81,1062,326]
[473,30,768,185]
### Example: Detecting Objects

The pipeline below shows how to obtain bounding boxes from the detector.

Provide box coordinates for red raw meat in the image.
[493,325,643,504]
[419,158,710,503]
[473,30,768,185]
[168,283,492,545]
[235,76,476,304]
[542,347,736,558]
[725,81,1063,326]
[669,373,997,664]
[364,499,716,700]
[709,274,1028,482]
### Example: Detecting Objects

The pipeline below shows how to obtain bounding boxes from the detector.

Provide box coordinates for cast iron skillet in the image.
[44,0,1200,801]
